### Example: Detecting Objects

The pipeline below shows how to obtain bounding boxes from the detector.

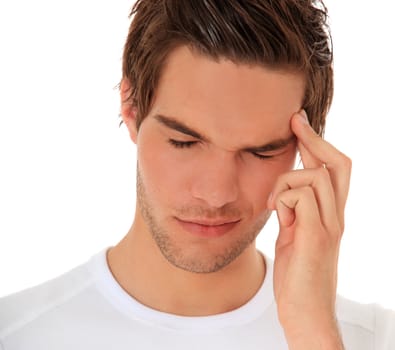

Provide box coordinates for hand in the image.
[267,110,351,348]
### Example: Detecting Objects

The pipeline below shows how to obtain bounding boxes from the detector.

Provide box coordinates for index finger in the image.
[291,110,352,224]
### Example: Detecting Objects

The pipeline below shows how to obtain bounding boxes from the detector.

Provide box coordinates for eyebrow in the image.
[244,135,296,153]
[154,114,208,141]
[153,113,295,153]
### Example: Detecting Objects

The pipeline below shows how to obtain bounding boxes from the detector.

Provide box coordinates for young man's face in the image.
[123,46,305,273]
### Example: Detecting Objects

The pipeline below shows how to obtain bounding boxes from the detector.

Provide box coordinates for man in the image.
[1,0,394,349]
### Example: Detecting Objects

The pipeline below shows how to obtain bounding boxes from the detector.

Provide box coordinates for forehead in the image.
[148,46,305,147]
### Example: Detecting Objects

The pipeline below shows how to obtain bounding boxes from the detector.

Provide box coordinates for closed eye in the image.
[251,152,275,160]
[168,139,289,160]
[168,139,198,148]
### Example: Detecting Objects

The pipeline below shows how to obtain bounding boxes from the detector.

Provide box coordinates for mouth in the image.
[175,217,241,238]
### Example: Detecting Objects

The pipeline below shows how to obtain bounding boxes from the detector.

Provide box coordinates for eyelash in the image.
[168,139,274,160]
[168,139,197,148]
[251,153,274,160]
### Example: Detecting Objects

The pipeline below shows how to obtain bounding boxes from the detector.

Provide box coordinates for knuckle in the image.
[276,172,291,187]
[301,185,314,198]
[334,221,344,239]
[328,221,343,239]
[339,222,345,234]
[316,166,330,180]
[312,228,334,250]
[315,167,331,187]
[271,173,290,194]
[339,153,352,171]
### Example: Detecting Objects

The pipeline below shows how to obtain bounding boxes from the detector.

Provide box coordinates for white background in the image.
[0,1,394,309]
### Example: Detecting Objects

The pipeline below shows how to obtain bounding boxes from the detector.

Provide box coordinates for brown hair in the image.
[122,0,333,136]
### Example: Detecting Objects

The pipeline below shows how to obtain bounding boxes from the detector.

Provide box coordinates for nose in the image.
[190,151,239,208]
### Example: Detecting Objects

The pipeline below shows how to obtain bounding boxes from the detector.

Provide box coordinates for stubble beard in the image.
[136,167,270,274]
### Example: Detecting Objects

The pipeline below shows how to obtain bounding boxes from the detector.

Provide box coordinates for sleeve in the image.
[374,303,395,349]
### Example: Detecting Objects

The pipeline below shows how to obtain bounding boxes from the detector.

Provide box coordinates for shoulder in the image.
[336,295,395,349]
[0,260,94,339]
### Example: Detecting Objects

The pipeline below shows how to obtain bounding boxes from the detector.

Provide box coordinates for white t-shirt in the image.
[1,249,394,349]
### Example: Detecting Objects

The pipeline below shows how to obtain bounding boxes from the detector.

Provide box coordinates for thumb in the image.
[276,197,296,229]
[274,199,296,249]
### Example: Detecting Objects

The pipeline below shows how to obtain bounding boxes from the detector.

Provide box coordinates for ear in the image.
[120,78,138,144]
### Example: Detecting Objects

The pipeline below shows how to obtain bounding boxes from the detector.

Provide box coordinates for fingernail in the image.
[299,109,309,125]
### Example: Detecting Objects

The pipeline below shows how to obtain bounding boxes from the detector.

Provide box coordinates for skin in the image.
[109,45,351,349]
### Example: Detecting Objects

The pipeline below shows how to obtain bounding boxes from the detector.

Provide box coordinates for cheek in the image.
[138,141,189,202]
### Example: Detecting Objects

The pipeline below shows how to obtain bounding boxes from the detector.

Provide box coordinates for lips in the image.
[175,217,241,238]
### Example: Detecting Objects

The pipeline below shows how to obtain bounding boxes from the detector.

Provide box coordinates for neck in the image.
[107,216,266,316]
